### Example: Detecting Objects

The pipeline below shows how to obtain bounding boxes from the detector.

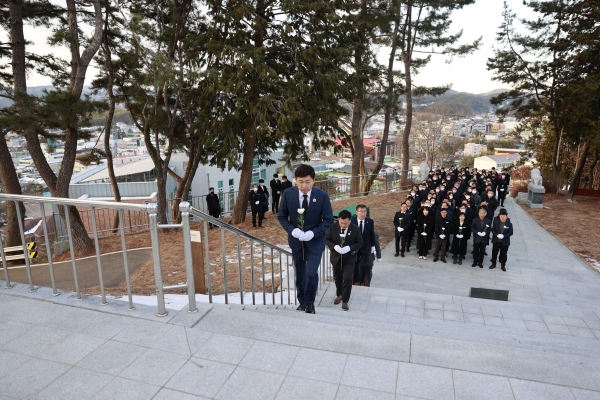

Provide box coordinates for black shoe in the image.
[501,266,506,271]
[489,264,496,269]
[484,252,488,256]
[297,304,306,311]
[401,253,405,257]
[406,248,410,252]
[433,257,438,262]
[458,258,463,265]
[479,264,483,268]
[441,258,447,263]
[453,257,457,265]
[305,303,315,314]
[471,263,477,267]
[394,253,399,257]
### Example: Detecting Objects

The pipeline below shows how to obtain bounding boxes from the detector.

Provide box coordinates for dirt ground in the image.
[22,190,409,297]
[522,193,600,272]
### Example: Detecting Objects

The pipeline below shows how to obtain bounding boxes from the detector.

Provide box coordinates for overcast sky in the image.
[15,0,534,94]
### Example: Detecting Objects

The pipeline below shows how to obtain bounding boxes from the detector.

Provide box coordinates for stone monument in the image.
[415,162,429,184]
[526,168,546,208]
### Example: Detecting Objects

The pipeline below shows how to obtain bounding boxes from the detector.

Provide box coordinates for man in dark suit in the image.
[249,184,266,228]
[471,208,491,268]
[270,174,283,214]
[326,210,363,311]
[393,202,411,257]
[281,175,293,192]
[258,179,269,219]
[205,187,221,229]
[352,204,376,286]
[278,164,334,314]
[490,208,514,271]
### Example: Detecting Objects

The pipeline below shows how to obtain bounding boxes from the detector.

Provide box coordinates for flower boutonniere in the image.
[312,198,317,203]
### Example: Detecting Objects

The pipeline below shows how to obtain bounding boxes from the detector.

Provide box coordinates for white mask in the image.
[253,188,258,192]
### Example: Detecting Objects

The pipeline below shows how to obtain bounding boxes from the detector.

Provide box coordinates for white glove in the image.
[255,201,260,205]
[299,230,314,242]
[377,258,382,263]
[457,234,463,239]
[292,228,303,239]
[439,234,445,239]
[371,246,376,254]
[334,245,343,254]
[341,246,351,254]
[497,234,504,239]
[397,227,403,232]
[421,232,427,236]
[277,191,281,194]
[478,232,485,237]
[500,188,505,191]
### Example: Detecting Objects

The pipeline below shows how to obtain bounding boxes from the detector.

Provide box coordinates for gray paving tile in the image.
[112,318,172,348]
[396,362,454,400]
[584,319,600,330]
[151,325,191,356]
[424,309,444,319]
[484,316,506,327]
[240,341,300,374]
[93,377,161,400]
[405,299,424,308]
[335,385,395,400]
[77,340,146,375]
[38,333,106,365]
[0,358,70,399]
[194,333,254,364]
[387,297,406,306]
[165,358,235,398]
[594,330,600,340]
[404,307,425,317]
[481,307,503,317]
[34,367,114,400]
[1,325,71,357]
[542,315,566,325]
[120,348,189,386]
[216,366,284,400]
[425,301,444,310]
[504,318,528,330]
[563,317,589,328]
[524,320,549,333]
[75,312,135,339]
[276,376,338,400]
[461,305,482,315]
[185,328,213,355]
[288,348,347,384]
[370,296,389,304]
[443,303,463,312]
[444,311,464,322]
[568,326,597,339]
[500,309,522,320]
[546,323,573,336]
[0,320,33,347]
[340,355,398,394]
[453,370,514,400]
[510,378,575,399]
[570,388,600,400]
[154,388,210,399]
[521,312,544,322]
[0,350,31,378]
[464,313,485,324]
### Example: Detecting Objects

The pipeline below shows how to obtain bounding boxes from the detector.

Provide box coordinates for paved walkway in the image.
[0,197,599,399]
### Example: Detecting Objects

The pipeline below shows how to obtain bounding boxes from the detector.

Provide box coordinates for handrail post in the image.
[147,203,168,317]
[180,202,198,313]
[0,231,13,289]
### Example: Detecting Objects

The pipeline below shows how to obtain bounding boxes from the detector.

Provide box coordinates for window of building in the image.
[217,181,223,189]
[229,179,234,187]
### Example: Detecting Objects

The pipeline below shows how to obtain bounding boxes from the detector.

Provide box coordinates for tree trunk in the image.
[587,149,598,189]
[551,125,562,192]
[569,141,590,193]
[170,142,203,223]
[232,133,256,224]
[401,55,413,186]
[0,137,25,247]
[350,96,364,196]
[101,15,122,231]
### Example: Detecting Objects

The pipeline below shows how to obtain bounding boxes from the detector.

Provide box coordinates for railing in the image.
[0,193,333,317]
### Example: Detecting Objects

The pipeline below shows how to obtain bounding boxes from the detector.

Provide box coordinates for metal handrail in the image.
[0,193,149,211]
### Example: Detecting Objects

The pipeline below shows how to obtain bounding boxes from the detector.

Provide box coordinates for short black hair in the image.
[282,175,288,179]
[338,210,352,220]
[294,164,315,179]
[209,187,214,190]
[356,204,367,211]
[259,179,265,183]
[273,174,278,178]
[499,208,508,215]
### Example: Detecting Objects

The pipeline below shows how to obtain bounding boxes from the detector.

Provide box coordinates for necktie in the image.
[341,228,345,236]
[302,194,308,210]
[360,220,363,233]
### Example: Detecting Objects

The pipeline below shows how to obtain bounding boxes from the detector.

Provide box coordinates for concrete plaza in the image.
[1,197,600,399]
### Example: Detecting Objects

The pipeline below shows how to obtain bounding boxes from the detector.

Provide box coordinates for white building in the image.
[464,143,488,157]
[474,154,521,170]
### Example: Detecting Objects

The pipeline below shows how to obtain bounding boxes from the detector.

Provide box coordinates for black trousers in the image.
[272,195,280,213]
[498,191,506,205]
[472,243,487,265]
[395,231,408,254]
[251,209,263,227]
[491,242,509,266]
[433,236,447,258]
[354,252,370,285]
[417,235,430,256]
[333,258,354,302]
[208,208,220,228]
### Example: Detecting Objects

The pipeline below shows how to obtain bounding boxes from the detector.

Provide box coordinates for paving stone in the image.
[546,324,573,336]
[484,316,506,327]
[0,358,70,399]
[542,315,566,325]
[481,307,503,317]
[75,312,134,339]
[165,358,235,398]
[121,348,189,386]
[186,328,213,355]
[453,370,514,400]
[194,333,254,364]
[593,330,600,340]
[335,385,395,400]
[563,317,589,328]
[0,320,34,347]
[387,297,406,306]
[112,318,172,348]
[154,388,210,400]
[1,325,71,357]
[425,301,444,310]
[443,303,463,312]
[521,312,544,322]
[570,388,600,400]
[404,307,425,317]
[461,305,483,315]
[151,325,191,356]
[34,367,114,400]
[288,348,347,384]
[510,378,575,399]
[0,350,31,378]
[276,376,338,400]
[568,326,597,339]
[464,313,485,325]
[584,319,600,330]
[93,377,161,400]
[340,355,398,394]
[524,320,549,333]
[240,341,300,374]
[503,318,528,330]
[396,362,454,400]
[216,366,284,400]
[500,309,522,320]
[444,311,464,322]
[405,299,424,308]
[77,340,146,375]
[386,305,405,315]
[370,296,389,304]
[38,332,106,365]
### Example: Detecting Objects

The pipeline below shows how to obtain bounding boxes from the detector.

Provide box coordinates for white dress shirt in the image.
[299,190,312,208]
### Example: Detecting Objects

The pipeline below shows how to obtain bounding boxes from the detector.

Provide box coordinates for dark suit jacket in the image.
[249,190,266,211]
[258,185,269,202]
[491,219,513,246]
[270,179,283,198]
[206,193,221,211]
[471,217,491,245]
[326,222,363,266]
[393,212,411,234]
[351,217,375,254]
[278,186,334,254]
[282,180,293,192]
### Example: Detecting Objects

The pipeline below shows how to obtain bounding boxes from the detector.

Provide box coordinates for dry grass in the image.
[523,193,600,271]
[49,190,409,297]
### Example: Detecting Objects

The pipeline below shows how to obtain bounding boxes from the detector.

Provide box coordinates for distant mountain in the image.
[0,86,107,108]
[412,88,510,116]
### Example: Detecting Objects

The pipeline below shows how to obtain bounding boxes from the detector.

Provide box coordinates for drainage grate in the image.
[469,287,509,301]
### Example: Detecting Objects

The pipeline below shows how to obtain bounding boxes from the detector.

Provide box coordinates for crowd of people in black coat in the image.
[393,165,514,271]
